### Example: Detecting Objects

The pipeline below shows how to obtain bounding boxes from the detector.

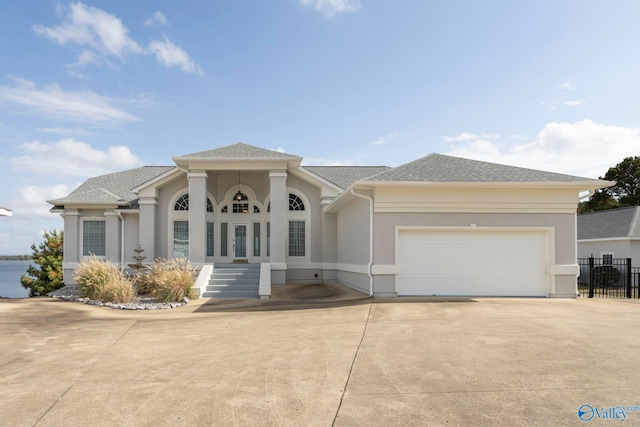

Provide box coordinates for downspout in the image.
[350,188,374,297]
[116,211,125,269]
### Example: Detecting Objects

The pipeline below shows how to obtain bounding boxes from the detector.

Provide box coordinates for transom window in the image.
[289,194,305,211]
[174,194,189,211]
[173,194,214,212]
[267,194,306,212]
[232,203,249,213]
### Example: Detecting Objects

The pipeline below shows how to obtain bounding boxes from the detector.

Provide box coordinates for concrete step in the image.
[202,289,259,299]
[205,263,260,299]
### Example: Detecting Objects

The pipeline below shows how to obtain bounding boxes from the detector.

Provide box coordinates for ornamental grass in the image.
[74,257,135,303]
[144,257,195,302]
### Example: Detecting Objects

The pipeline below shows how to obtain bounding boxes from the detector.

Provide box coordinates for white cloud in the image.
[558,79,577,90]
[0,77,139,125]
[272,147,287,153]
[34,4,201,76]
[441,133,500,143]
[33,2,142,60]
[562,99,589,107]
[10,183,72,218]
[444,119,640,178]
[145,11,168,26]
[370,132,399,146]
[299,0,361,17]
[39,127,93,137]
[10,139,143,178]
[149,38,204,75]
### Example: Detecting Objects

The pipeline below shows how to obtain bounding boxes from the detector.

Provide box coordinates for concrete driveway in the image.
[2,290,640,426]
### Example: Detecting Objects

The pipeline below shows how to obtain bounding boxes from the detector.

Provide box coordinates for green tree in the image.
[579,156,640,212]
[20,230,64,297]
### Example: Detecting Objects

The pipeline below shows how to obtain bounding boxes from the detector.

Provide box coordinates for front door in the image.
[233,224,248,260]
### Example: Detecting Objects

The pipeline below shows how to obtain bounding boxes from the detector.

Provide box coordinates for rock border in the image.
[48,286,189,310]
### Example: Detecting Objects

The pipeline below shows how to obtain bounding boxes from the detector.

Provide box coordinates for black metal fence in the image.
[577,257,640,298]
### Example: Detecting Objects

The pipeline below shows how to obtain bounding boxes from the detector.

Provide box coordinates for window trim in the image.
[80,217,106,258]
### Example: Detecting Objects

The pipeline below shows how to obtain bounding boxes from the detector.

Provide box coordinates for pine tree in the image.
[20,230,64,297]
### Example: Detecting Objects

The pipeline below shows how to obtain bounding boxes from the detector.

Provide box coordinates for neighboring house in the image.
[48,143,610,298]
[0,206,12,216]
[577,206,640,265]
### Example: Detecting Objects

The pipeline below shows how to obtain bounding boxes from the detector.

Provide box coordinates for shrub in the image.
[146,258,195,302]
[74,257,135,303]
[20,230,64,296]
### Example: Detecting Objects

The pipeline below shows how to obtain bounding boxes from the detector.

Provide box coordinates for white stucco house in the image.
[577,206,640,264]
[48,143,610,298]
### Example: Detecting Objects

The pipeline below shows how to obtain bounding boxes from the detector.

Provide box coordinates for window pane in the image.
[221,223,228,257]
[233,203,249,213]
[267,222,270,257]
[206,222,215,257]
[254,223,260,257]
[83,220,105,256]
[173,221,189,258]
[288,221,305,256]
[235,225,247,258]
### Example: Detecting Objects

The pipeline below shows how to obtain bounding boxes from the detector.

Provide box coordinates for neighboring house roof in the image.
[47,166,174,207]
[577,206,640,240]
[363,153,604,183]
[302,166,392,189]
[173,142,302,161]
[0,206,12,216]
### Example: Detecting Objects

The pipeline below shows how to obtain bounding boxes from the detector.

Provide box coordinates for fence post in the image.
[588,256,595,298]
[627,258,632,299]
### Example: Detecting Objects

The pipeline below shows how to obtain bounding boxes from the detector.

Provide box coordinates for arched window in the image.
[289,193,305,211]
[174,194,189,211]
[173,194,214,212]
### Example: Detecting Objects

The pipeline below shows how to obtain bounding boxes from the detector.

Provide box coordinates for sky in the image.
[1,0,640,255]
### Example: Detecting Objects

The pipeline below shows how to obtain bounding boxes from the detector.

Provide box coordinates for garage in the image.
[396,228,550,296]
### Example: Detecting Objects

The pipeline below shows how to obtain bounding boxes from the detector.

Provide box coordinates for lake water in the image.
[0,260,31,298]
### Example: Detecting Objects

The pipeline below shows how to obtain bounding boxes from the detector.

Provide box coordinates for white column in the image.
[188,171,208,264]
[139,197,157,262]
[63,210,80,263]
[104,211,120,263]
[269,170,287,285]
[62,210,79,284]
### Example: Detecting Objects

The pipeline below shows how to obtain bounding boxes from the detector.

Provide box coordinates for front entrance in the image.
[232,223,248,260]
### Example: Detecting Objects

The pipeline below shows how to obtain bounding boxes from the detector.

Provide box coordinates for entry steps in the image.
[203,263,260,299]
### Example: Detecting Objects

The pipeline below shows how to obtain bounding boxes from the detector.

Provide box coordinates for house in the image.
[577,206,640,264]
[48,142,610,298]
[0,206,12,216]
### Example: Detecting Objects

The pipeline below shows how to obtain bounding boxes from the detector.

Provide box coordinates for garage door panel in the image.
[396,229,548,296]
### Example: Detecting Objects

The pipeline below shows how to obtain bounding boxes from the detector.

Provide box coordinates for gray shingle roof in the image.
[48,166,174,206]
[302,166,392,189]
[173,143,301,161]
[577,206,640,239]
[364,153,602,183]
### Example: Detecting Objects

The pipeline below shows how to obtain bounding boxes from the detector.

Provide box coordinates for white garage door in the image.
[396,228,549,296]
